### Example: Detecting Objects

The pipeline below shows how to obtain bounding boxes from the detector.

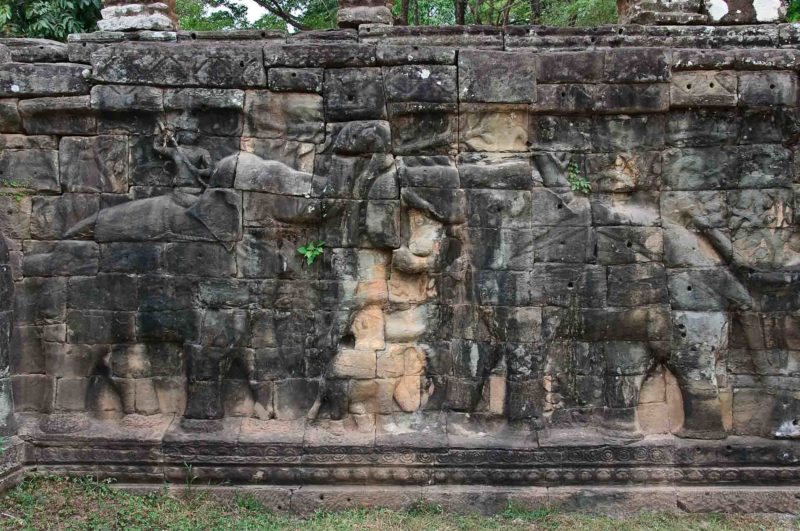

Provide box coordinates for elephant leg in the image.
[182,345,227,426]
[667,350,726,439]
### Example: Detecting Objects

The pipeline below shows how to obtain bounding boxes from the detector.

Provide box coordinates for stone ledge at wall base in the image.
[3,431,800,515]
[4,414,800,492]
[49,485,800,516]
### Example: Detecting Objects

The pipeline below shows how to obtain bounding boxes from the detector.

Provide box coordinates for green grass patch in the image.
[0,476,797,530]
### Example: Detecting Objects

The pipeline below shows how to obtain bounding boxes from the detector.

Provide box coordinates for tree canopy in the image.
[0,0,102,41]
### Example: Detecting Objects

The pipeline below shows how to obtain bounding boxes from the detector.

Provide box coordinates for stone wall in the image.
[1,24,800,499]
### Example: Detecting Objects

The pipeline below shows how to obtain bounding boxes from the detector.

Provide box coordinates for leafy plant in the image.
[566,161,592,195]
[297,241,324,265]
[0,0,101,42]
[789,0,800,21]
[0,179,30,203]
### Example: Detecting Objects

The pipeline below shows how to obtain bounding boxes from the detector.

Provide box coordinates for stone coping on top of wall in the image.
[39,23,800,64]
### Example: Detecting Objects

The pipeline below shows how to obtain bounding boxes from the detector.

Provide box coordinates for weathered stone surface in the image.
[671,71,738,107]
[594,84,669,114]
[243,91,323,142]
[604,48,670,83]
[92,43,266,87]
[59,136,128,193]
[376,46,456,66]
[31,194,101,240]
[458,51,536,103]
[264,43,377,68]
[0,99,21,132]
[267,68,323,93]
[1,38,67,63]
[90,85,164,112]
[0,63,89,97]
[738,71,798,107]
[460,104,528,152]
[324,68,386,121]
[383,65,457,103]
[389,102,458,155]
[0,135,59,191]
[22,241,99,276]
[18,96,96,135]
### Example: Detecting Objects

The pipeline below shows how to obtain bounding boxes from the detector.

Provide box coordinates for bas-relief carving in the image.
[47,129,798,442]
[3,43,798,451]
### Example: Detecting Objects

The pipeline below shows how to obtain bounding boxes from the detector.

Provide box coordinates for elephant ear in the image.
[186,189,242,243]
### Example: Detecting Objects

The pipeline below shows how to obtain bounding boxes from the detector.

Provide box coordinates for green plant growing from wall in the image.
[298,241,325,265]
[0,180,30,203]
[566,161,592,195]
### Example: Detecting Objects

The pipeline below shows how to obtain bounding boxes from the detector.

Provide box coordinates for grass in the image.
[0,476,798,530]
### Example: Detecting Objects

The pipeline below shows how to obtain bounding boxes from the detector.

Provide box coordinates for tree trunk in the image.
[400,0,410,25]
[455,0,466,24]
[413,0,420,25]
[530,0,541,23]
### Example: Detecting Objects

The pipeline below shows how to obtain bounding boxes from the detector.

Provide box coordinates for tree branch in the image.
[252,0,312,30]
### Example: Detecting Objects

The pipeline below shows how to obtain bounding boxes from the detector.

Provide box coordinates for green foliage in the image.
[567,161,592,195]
[177,0,287,31]
[0,0,101,41]
[789,0,800,21]
[541,0,618,26]
[500,501,554,521]
[177,0,336,31]
[405,500,444,516]
[390,0,616,26]
[298,240,325,265]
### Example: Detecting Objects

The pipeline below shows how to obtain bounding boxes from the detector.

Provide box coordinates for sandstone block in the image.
[0,63,89,97]
[22,241,99,276]
[383,65,457,103]
[376,45,456,66]
[459,104,528,152]
[535,51,604,83]
[397,156,459,188]
[594,84,669,114]
[59,136,128,193]
[388,102,458,155]
[13,277,66,325]
[18,96,96,135]
[604,48,670,83]
[264,43,377,68]
[66,309,136,344]
[324,67,386,121]
[267,68,323,93]
[0,135,59,192]
[91,85,164,112]
[670,71,737,108]
[596,226,663,264]
[243,90,323,142]
[0,99,21,132]
[458,50,536,103]
[92,43,266,87]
